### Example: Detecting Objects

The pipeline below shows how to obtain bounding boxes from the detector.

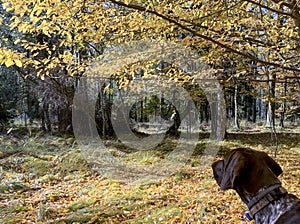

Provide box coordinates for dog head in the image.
[211,148,282,194]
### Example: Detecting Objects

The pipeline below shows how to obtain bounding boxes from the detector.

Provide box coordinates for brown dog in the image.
[212,148,300,224]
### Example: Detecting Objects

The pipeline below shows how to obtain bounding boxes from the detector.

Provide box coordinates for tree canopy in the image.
[1,0,300,77]
[0,0,299,133]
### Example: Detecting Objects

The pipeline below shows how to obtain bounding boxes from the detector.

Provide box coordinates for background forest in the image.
[0,0,299,133]
[0,0,299,223]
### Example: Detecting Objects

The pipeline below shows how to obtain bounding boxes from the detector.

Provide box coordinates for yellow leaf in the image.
[5,58,14,67]
[3,2,10,9]
[14,59,22,67]
[43,29,50,37]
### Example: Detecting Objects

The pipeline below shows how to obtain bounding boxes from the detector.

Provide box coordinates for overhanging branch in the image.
[108,0,300,74]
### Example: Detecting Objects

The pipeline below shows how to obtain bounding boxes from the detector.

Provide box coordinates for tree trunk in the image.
[140,101,144,122]
[234,84,240,130]
[205,100,209,123]
[58,106,72,133]
[26,80,33,124]
[42,102,51,132]
[252,96,257,123]
[265,72,279,151]
[266,74,276,128]
[209,87,226,141]
[279,78,287,127]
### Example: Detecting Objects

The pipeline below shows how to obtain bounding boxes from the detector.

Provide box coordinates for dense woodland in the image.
[0,1,300,135]
[0,1,299,137]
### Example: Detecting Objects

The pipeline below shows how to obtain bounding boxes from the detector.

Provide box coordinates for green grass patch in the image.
[68,199,95,212]
[25,158,50,176]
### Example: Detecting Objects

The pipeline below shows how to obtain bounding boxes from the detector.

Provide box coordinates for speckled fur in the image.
[254,194,300,224]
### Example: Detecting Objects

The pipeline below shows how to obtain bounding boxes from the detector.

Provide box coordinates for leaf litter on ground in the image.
[0,131,299,223]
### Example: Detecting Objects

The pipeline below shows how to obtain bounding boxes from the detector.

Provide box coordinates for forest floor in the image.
[0,128,299,224]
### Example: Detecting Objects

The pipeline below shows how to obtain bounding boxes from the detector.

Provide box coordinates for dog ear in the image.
[219,151,249,190]
[212,160,224,187]
[262,152,283,177]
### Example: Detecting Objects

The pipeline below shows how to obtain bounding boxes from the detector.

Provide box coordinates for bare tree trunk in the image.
[26,80,33,125]
[209,87,226,141]
[252,96,257,123]
[140,101,144,122]
[99,88,106,138]
[267,100,276,128]
[42,102,51,132]
[279,78,287,127]
[266,74,276,128]
[234,84,240,130]
[266,73,278,153]
[57,106,72,133]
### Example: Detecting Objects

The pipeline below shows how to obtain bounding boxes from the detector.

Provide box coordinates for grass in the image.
[0,130,299,223]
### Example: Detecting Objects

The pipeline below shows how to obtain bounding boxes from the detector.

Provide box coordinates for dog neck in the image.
[236,182,288,221]
[235,180,282,205]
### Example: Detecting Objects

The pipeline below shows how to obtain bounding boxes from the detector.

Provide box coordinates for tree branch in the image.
[108,0,300,73]
[245,0,296,18]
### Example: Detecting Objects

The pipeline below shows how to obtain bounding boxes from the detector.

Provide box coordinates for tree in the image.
[0,0,299,136]
[1,1,300,74]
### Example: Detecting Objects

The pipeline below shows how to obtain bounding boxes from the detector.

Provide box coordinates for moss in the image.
[68,200,95,212]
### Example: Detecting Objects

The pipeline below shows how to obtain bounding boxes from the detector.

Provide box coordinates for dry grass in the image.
[0,131,299,223]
